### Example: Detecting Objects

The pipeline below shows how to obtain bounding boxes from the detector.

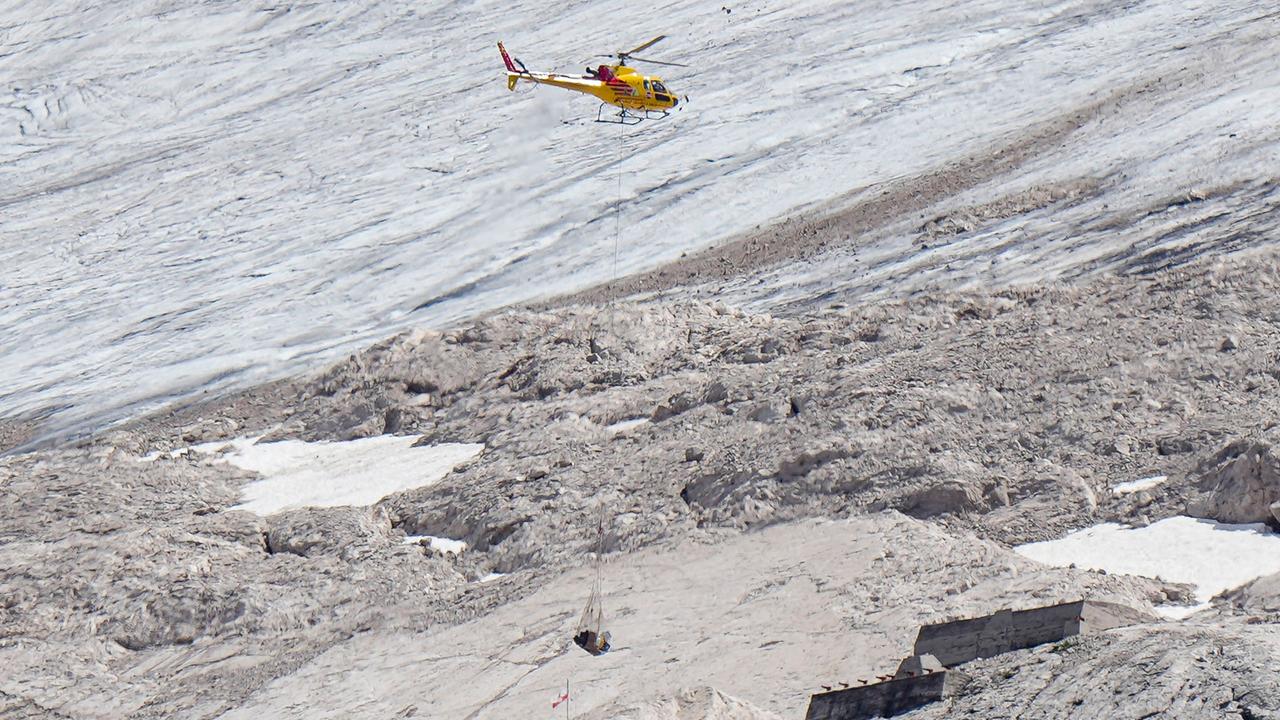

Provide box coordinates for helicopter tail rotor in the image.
[498,42,518,72]
[498,41,538,90]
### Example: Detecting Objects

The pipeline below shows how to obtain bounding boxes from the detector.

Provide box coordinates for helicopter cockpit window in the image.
[652,81,668,94]
[643,80,651,92]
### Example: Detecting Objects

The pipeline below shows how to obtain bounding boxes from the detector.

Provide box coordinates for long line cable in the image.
[594,508,606,634]
[614,115,622,290]
[604,111,624,347]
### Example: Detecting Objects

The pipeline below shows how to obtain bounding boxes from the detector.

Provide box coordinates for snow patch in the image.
[1016,517,1280,618]
[1112,475,1169,495]
[606,418,650,435]
[137,436,258,462]
[175,435,484,515]
[403,535,468,555]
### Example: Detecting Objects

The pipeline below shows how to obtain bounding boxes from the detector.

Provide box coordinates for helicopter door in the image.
[643,79,652,98]
[652,81,673,104]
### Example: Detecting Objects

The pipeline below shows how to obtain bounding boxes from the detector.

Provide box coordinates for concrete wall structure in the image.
[802,601,1149,720]
[804,670,965,720]
[912,600,1147,667]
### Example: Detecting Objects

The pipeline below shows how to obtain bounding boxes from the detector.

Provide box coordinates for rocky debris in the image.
[49,256,1279,584]
[1221,571,1280,622]
[908,624,1280,719]
[899,478,989,519]
[1189,431,1280,524]
[179,417,241,444]
[6,254,1280,716]
[285,256,1280,557]
[917,180,1099,241]
[263,506,393,559]
[0,417,40,454]
[777,438,859,480]
[0,447,503,719]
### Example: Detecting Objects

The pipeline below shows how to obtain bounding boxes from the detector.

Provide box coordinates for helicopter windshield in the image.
[652,81,668,94]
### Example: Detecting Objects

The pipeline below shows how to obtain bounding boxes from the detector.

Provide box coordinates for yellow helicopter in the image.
[498,36,686,125]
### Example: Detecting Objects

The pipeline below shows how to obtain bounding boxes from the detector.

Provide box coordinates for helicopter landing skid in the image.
[595,104,670,125]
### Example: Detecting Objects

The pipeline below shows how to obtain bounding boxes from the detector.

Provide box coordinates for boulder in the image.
[1224,571,1280,616]
[263,506,392,559]
[1190,435,1280,523]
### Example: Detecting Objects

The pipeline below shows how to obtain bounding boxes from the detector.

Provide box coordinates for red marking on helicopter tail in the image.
[497,42,517,72]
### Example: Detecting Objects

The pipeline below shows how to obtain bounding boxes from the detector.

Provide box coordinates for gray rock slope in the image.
[4,254,1280,717]
[128,251,1280,553]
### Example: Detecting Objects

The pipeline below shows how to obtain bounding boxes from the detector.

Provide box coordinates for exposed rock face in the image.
[210,513,1174,720]
[1190,433,1280,524]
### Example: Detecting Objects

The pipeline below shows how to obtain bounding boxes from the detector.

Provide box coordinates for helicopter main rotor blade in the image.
[622,35,666,57]
[627,55,688,67]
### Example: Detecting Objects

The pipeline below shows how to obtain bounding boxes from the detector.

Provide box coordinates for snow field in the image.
[1016,516,1280,619]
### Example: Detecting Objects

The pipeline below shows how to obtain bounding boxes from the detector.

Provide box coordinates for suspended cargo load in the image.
[572,512,612,656]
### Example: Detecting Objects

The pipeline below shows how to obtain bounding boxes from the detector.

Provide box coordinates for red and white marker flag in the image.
[552,690,570,709]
